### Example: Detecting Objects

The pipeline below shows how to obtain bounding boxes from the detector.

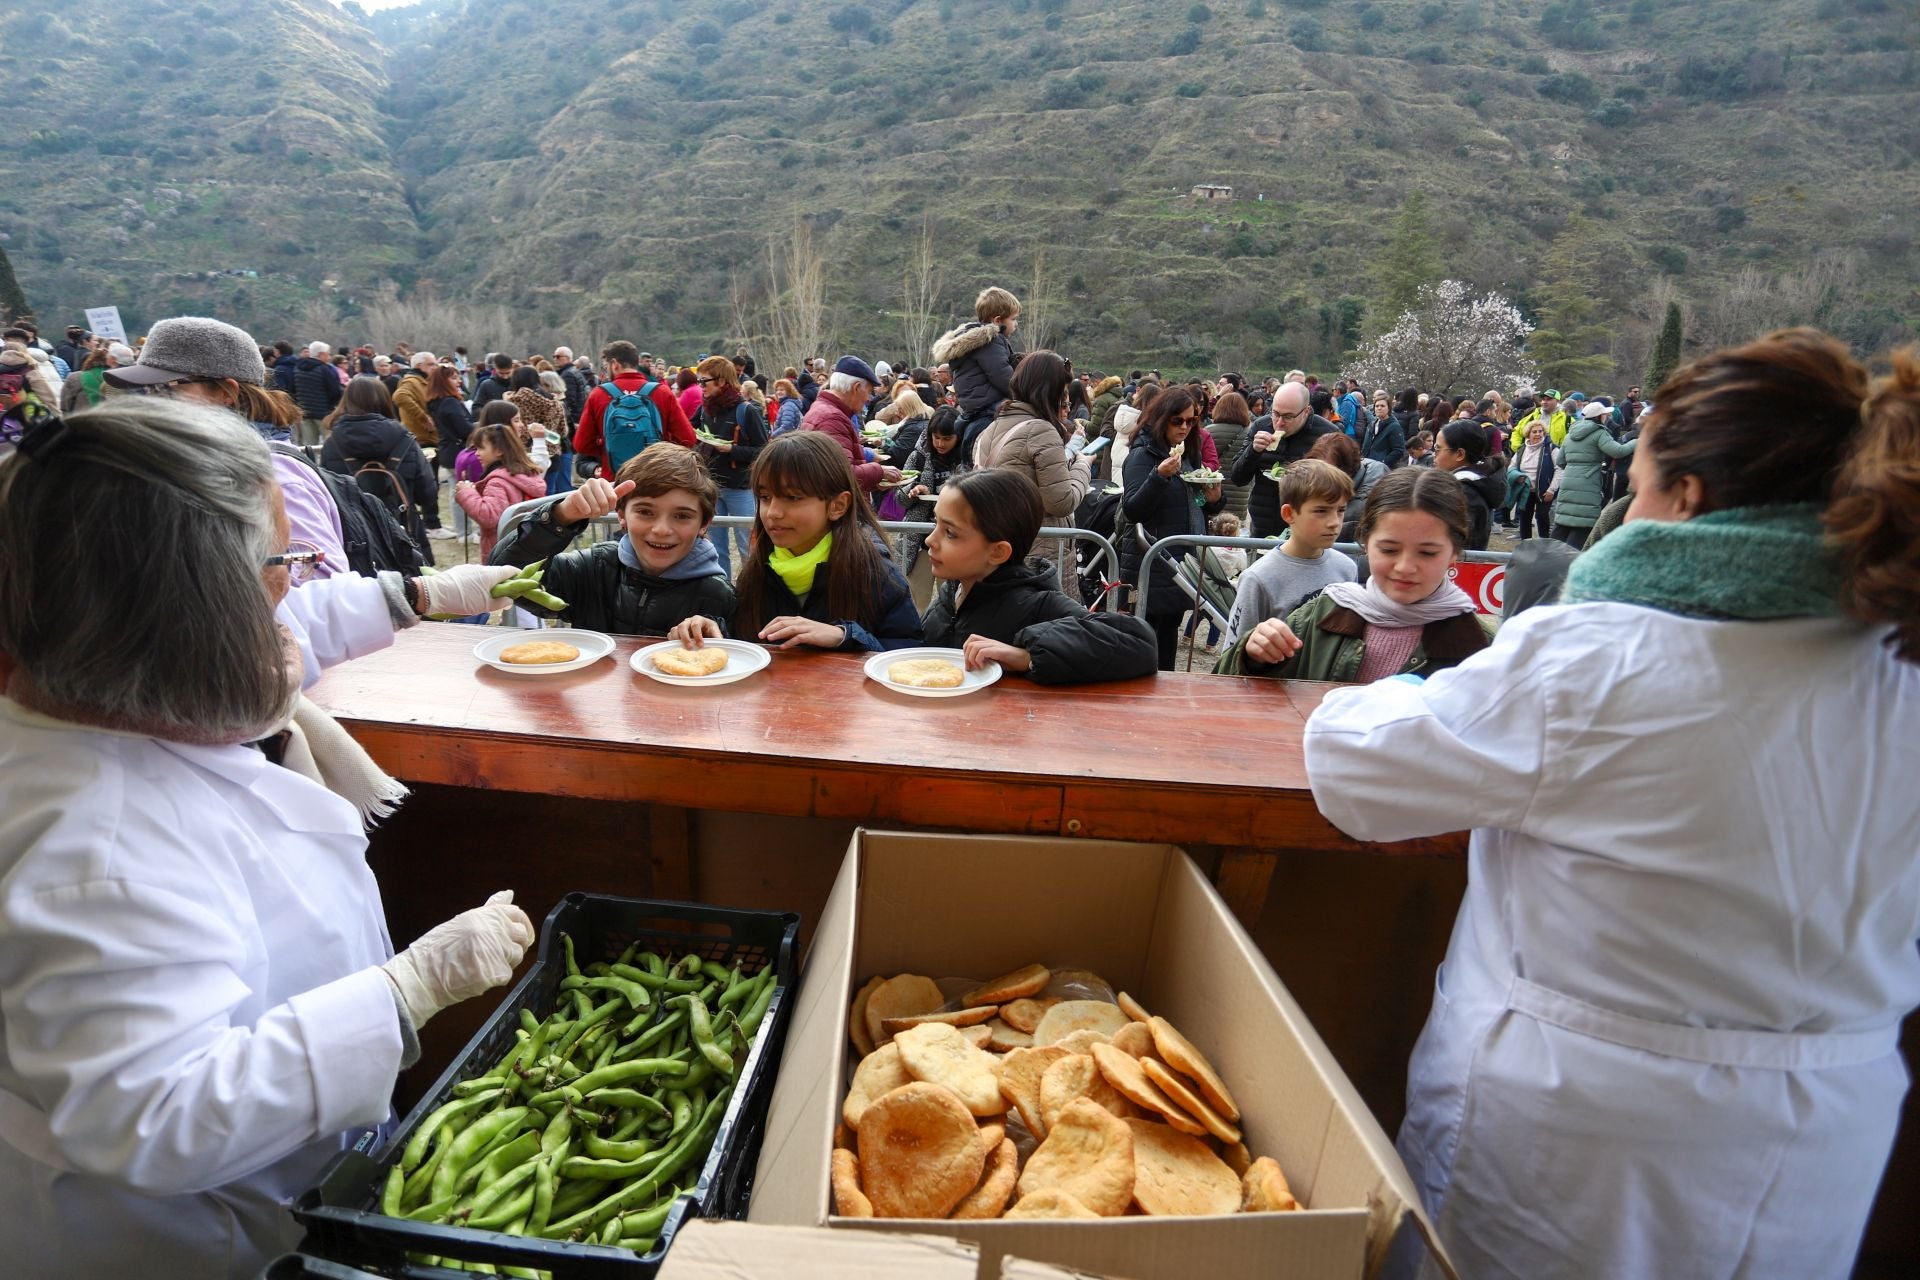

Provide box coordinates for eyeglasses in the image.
[266,542,324,585]
[1168,413,1199,428]
[1275,406,1309,422]
[697,376,716,385]
[150,378,222,397]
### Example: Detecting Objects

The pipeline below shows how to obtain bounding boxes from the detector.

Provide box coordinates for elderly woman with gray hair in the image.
[0,397,539,1277]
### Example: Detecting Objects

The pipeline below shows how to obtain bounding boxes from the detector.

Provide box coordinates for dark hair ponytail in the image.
[1355,466,1471,551]
[1829,346,1920,662]
[1439,420,1489,467]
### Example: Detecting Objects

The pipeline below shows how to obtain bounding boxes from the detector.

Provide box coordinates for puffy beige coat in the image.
[973,400,1091,597]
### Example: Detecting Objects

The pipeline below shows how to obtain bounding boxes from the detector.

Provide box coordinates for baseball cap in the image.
[1541,388,1562,399]
[105,316,265,388]
[834,355,879,384]
[1580,401,1609,419]
[874,361,893,378]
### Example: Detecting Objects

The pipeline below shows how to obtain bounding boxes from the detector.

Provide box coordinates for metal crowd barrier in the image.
[1132,534,1512,618]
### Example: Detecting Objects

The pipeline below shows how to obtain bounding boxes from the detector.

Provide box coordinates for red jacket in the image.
[572,371,696,478]
[801,390,883,492]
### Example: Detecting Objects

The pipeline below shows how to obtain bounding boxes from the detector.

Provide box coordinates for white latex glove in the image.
[382,890,535,1028]
[416,564,522,616]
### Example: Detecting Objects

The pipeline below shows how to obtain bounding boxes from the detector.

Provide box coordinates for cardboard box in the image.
[750,830,1449,1280]
[658,1219,1100,1279]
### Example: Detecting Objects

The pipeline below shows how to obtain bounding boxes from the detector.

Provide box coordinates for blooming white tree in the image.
[1346,279,1537,396]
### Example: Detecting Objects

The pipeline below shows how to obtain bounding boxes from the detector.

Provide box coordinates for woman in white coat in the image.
[1303,329,1920,1280]
[0,396,545,1278]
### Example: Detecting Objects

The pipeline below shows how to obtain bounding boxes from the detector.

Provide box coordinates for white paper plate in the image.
[472,628,615,675]
[630,638,772,687]
[863,647,1002,698]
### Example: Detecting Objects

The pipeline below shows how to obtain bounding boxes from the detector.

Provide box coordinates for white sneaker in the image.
[426,527,458,540]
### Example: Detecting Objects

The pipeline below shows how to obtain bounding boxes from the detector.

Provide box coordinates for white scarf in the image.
[282,695,409,826]
[1324,575,1474,626]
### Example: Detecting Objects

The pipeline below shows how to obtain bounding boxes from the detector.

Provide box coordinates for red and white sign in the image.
[1449,562,1506,616]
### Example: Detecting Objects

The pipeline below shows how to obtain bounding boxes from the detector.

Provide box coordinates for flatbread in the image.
[1040,1053,1135,1130]
[998,1044,1072,1138]
[652,646,729,677]
[895,1023,1006,1117]
[1149,1016,1241,1122]
[1000,997,1062,1034]
[963,964,1051,1007]
[987,1019,1033,1052]
[848,975,884,1057]
[1088,1042,1207,1137]
[843,1043,913,1129]
[1033,1000,1131,1046]
[856,1082,987,1219]
[950,1137,1020,1220]
[1004,1188,1102,1220]
[888,658,965,688]
[1241,1156,1300,1212]
[866,974,944,1049]
[1015,1097,1136,1217]
[881,1005,998,1036]
[1125,1119,1241,1217]
[498,641,580,665]
[831,1148,873,1217]
[1142,1057,1241,1144]
[1109,1021,1154,1058]
[1116,991,1152,1024]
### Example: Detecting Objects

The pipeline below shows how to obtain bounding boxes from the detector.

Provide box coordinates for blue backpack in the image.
[600,380,664,471]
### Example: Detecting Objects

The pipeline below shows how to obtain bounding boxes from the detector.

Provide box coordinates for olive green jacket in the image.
[1212,593,1495,681]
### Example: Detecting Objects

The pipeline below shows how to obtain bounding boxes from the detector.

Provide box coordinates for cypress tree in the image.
[1526,217,1615,392]
[1644,300,1683,393]
[0,243,31,323]
[1373,192,1444,321]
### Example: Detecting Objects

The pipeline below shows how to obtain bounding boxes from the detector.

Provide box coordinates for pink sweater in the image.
[456,467,548,558]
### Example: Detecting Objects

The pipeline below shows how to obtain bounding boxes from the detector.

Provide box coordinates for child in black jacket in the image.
[920,469,1158,684]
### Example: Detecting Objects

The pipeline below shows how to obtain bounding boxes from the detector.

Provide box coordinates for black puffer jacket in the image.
[319,412,437,546]
[1121,436,1224,617]
[696,397,768,490]
[1451,460,1509,551]
[558,364,590,426]
[920,558,1158,685]
[1227,413,1337,537]
[488,496,738,637]
[932,321,1015,416]
[291,356,343,420]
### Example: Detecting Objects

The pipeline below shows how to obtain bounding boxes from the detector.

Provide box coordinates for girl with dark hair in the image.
[454,422,546,559]
[971,350,1091,598]
[669,432,922,651]
[918,469,1157,683]
[1216,467,1490,678]
[1432,419,1508,550]
[1119,386,1225,669]
[896,406,971,574]
[320,374,441,549]
[1302,328,1920,1280]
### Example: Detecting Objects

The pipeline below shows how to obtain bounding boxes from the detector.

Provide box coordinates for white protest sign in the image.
[85,306,126,342]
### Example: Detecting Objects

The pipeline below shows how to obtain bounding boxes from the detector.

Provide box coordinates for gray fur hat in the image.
[106,316,265,388]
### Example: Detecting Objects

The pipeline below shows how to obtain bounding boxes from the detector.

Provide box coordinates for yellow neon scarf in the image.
[768,531,834,597]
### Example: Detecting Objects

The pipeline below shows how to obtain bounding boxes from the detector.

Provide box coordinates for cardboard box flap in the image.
[660,1220,980,1277]
[999,1257,1111,1280]
[1153,856,1456,1280]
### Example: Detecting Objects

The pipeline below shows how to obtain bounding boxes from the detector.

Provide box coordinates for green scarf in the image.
[769,531,834,598]
[1561,503,1840,621]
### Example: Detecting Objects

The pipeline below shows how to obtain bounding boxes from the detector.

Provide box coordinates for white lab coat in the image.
[0,576,405,1278]
[1304,601,1920,1280]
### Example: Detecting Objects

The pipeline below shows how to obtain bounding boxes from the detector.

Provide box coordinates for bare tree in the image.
[900,213,943,366]
[361,289,525,358]
[1691,251,1863,352]
[762,215,831,377]
[727,267,764,363]
[1022,247,1057,355]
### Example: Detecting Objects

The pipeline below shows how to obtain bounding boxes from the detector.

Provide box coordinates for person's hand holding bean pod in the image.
[415,564,524,617]
[382,891,535,1028]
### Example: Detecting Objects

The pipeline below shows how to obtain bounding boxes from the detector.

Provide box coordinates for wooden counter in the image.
[306,623,1466,919]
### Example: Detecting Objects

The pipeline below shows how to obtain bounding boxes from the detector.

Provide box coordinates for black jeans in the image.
[1550,521,1590,548]
[1518,495,1553,540]
[1147,611,1182,671]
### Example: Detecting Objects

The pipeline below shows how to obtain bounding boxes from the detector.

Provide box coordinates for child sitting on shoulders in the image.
[921,469,1158,683]
[487,442,736,636]
[1216,467,1492,681]
[1225,459,1358,643]
[669,432,923,651]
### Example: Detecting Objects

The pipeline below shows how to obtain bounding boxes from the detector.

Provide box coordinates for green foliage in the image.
[687,19,722,45]
[1290,18,1325,51]
[1590,99,1636,127]
[1538,72,1599,106]
[1169,26,1201,55]
[1519,53,1551,74]
[1418,3,1446,27]
[1177,82,1206,98]
[0,244,32,322]
[1527,218,1614,390]
[1188,3,1213,22]
[1246,0,1267,16]
[829,4,872,35]
[979,236,1002,258]
[1373,192,1444,320]
[1674,51,1788,100]
[1645,301,1684,391]
[1540,0,1607,50]
[1629,0,1657,23]
[1408,43,1449,65]
[1714,205,1749,234]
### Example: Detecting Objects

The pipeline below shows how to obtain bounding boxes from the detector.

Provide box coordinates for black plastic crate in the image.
[294,894,799,1279]
[262,1255,389,1280]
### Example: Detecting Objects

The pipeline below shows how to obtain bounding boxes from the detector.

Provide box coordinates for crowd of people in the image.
[1,290,1918,1279]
